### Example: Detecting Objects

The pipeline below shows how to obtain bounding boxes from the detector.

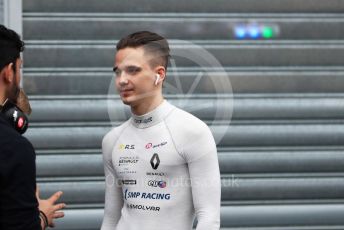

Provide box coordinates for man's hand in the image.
[36,186,66,228]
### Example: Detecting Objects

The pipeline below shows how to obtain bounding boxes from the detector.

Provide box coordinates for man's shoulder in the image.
[165,105,216,161]
[164,106,213,150]
[103,120,130,142]
[0,122,35,160]
[0,116,33,147]
[0,116,18,140]
[102,120,130,154]
[166,106,209,133]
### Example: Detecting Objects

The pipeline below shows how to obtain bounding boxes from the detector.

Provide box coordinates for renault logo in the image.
[150,153,160,170]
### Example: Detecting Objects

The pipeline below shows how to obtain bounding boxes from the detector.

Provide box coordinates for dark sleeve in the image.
[0,137,41,230]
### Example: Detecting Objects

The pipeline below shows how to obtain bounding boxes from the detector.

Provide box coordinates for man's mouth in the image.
[120,88,134,92]
[120,89,134,96]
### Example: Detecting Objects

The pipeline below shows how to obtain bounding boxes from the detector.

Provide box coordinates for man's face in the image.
[114,47,158,106]
[4,58,21,104]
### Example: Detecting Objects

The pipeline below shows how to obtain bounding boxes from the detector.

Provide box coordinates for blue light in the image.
[233,23,279,40]
[248,26,260,39]
[234,26,247,39]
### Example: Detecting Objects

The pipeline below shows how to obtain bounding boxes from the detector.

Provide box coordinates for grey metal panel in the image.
[231,97,344,120]
[50,205,344,229]
[23,15,344,40]
[220,228,344,230]
[0,0,3,24]
[24,127,108,149]
[52,209,102,230]
[25,124,344,150]
[22,0,344,13]
[37,177,344,204]
[219,228,344,230]
[35,150,344,178]
[27,97,344,122]
[215,124,344,147]
[221,177,344,201]
[23,41,344,67]
[39,181,105,204]
[29,99,122,122]
[37,154,104,177]
[220,205,344,227]
[218,150,344,174]
[23,68,344,95]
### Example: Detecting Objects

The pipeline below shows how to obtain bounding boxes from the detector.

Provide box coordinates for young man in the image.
[102,31,221,230]
[0,24,66,229]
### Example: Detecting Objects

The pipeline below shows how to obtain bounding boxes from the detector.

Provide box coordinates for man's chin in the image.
[122,100,131,105]
[121,96,135,106]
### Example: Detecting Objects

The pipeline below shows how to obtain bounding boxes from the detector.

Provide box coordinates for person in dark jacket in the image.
[0,24,66,230]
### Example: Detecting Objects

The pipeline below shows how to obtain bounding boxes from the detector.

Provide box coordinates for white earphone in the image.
[154,74,160,86]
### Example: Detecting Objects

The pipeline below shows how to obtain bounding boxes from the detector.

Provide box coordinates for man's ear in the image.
[1,63,14,83]
[155,66,166,82]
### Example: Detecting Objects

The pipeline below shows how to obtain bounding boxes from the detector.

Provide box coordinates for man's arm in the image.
[0,138,41,230]
[101,133,124,230]
[0,137,66,230]
[184,124,221,230]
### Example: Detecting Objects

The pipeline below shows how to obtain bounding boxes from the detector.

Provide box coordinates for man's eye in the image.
[127,67,140,74]
[115,70,121,76]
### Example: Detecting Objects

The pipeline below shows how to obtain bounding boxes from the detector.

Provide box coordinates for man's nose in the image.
[118,73,129,86]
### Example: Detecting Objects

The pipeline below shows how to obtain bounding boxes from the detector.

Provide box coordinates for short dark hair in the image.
[116,31,170,70]
[0,24,25,71]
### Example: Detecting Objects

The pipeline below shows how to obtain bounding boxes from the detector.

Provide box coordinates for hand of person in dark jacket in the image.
[36,186,66,228]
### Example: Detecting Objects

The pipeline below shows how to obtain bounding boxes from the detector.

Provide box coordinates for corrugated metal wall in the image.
[22,0,344,229]
[0,0,3,24]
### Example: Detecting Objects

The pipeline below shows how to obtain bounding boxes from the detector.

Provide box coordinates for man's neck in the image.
[0,89,6,106]
[131,95,164,116]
